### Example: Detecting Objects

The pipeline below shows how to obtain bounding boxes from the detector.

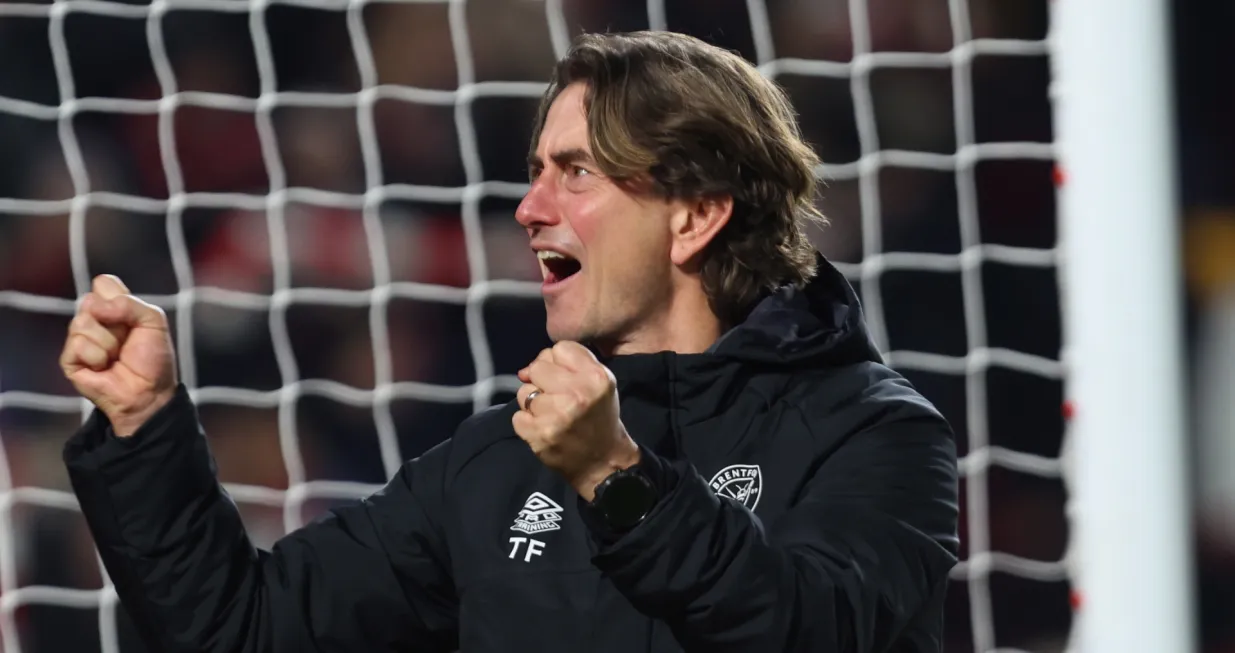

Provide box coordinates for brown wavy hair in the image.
[529,30,825,327]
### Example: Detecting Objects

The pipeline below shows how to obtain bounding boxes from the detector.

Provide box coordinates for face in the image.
[515,83,680,349]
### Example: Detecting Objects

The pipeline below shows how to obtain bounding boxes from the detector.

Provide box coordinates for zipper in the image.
[665,351,683,459]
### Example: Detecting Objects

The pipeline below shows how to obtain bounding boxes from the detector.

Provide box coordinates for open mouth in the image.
[537,251,582,285]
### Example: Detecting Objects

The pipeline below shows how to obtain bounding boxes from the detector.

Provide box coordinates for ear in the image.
[668,195,733,267]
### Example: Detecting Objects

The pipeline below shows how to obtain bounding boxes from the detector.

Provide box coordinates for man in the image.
[60,31,959,652]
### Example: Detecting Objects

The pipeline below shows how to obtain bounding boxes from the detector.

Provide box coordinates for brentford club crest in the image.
[707,464,762,511]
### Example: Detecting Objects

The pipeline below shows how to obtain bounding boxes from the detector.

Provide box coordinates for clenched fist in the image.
[513,341,640,501]
[60,274,178,437]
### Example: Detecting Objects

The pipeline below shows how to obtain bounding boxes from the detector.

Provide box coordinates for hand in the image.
[513,342,640,501]
[59,275,178,437]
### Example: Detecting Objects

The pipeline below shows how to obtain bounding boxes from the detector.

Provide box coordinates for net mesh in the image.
[0,0,1069,651]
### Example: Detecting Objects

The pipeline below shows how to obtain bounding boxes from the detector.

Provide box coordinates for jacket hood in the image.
[705,253,882,370]
[600,253,885,454]
[600,253,882,386]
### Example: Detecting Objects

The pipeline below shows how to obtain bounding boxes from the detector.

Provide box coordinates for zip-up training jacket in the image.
[63,254,961,652]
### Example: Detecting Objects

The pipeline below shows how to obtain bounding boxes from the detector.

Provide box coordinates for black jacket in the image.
[64,256,960,652]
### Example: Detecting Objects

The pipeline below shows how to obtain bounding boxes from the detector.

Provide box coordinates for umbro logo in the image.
[510,492,565,535]
[708,464,762,511]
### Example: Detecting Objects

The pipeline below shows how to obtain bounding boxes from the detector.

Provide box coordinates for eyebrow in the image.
[527,147,596,172]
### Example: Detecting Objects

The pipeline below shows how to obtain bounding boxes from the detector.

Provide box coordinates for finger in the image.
[87,275,166,329]
[64,365,113,400]
[525,357,573,394]
[87,293,165,330]
[518,347,556,383]
[85,296,135,329]
[61,333,112,372]
[511,409,536,442]
[510,399,567,450]
[549,341,595,371]
[515,382,562,418]
[79,293,129,343]
[551,342,614,397]
[59,335,81,373]
[92,274,131,301]
[516,383,539,412]
[69,310,121,356]
[511,410,555,457]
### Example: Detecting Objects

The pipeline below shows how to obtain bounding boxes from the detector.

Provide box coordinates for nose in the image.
[515,177,558,231]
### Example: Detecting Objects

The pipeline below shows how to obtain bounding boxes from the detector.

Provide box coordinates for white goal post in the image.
[1052,0,1197,651]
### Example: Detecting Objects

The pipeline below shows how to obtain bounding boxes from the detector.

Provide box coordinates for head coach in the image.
[60,30,960,653]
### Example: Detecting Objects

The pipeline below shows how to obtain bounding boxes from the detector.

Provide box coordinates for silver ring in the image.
[524,389,541,411]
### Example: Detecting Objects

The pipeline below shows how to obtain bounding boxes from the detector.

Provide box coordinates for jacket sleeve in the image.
[582,402,960,652]
[62,383,459,653]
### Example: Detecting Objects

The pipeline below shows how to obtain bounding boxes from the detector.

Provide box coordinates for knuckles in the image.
[69,332,95,351]
[527,359,549,379]
[63,333,107,370]
[561,391,588,416]
[551,340,592,362]
[550,341,574,361]
[79,292,168,327]
[69,312,90,333]
[536,421,562,444]
[585,367,614,394]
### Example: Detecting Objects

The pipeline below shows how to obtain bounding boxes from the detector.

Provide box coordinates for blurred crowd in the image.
[0,0,1231,651]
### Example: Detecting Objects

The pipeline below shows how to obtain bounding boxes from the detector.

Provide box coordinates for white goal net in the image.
[0,0,1071,651]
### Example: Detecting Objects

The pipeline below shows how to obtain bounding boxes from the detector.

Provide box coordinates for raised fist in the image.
[59,275,178,437]
[513,341,640,501]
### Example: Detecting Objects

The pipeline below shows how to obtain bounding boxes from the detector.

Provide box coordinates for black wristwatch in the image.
[588,466,659,532]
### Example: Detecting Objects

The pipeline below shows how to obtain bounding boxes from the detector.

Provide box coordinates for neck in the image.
[601,283,723,357]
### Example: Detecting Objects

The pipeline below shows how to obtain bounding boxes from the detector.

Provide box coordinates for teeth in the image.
[537,251,568,261]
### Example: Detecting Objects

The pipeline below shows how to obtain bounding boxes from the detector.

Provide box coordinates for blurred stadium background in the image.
[0,0,1231,651]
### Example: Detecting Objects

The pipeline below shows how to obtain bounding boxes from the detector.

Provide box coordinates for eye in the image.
[569,165,590,178]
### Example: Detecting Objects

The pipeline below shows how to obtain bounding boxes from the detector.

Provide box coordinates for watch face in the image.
[602,473,656,529]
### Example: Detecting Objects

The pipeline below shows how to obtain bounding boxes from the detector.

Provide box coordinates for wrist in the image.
[575,436,641,502]
[108,389,176,438]
[584,454,659,535]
